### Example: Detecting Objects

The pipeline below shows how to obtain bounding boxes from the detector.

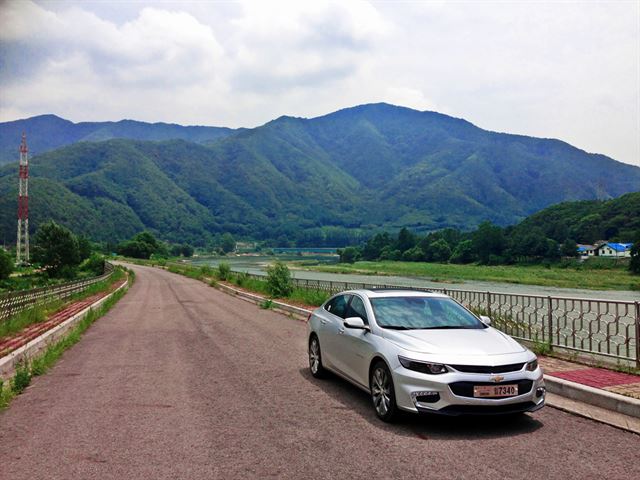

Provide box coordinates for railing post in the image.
[635,301,640,369]
[486,291,491,317]
[547,296,553,351]
[329,281,333,294]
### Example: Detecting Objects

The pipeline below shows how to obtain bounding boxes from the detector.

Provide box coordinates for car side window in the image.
[325,295,350,318]
[347,296,369,324]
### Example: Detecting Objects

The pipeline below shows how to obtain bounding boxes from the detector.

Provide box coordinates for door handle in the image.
[321,319,328,325]
[338,328,345,334]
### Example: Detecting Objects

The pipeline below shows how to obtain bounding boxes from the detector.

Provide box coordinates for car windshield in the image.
[370,296,485,330]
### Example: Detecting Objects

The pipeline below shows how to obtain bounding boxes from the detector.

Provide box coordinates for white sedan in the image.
[307,289,545,422]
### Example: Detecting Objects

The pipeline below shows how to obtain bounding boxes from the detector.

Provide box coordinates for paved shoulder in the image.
[1,265,638,479]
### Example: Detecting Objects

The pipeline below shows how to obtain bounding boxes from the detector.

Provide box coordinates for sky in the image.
[0,0,638,166]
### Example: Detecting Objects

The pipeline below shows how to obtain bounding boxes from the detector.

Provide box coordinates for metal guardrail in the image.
[240,272,640,368]
[0,262,114,323]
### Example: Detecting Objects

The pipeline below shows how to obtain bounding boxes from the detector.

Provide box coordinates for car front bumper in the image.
[393,365,546,415]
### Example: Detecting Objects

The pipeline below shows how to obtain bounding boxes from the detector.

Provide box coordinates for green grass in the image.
[288,288,329,306]
[0,270,132,409]
[307,261,639,291]
[0,301,62,339]
[0,267,126,341]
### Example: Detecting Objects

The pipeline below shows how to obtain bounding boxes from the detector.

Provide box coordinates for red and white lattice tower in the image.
[16,133,29,265]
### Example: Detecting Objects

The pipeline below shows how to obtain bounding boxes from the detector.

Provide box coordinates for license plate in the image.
[473,384,518,398]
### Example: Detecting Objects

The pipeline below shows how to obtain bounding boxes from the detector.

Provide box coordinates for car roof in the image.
[340,289,449,299]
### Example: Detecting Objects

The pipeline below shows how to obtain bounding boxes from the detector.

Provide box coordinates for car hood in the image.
[382,327,526,356]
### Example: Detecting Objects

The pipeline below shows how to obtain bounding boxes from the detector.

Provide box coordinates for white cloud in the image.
[0,0,637,165]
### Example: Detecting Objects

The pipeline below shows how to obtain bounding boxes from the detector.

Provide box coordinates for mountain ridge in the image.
[0,103,638,246]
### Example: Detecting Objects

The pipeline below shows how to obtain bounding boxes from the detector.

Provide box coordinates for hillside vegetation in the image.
[335,192,640,271]
[1,103,639,245]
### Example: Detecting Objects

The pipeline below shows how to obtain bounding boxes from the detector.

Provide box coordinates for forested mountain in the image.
[0,103,639,246]
[0,114,237,165]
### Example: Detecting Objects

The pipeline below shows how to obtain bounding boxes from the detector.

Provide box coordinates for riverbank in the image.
[304,260,639,292]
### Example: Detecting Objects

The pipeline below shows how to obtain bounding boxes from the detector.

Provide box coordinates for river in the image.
[187,255,639,302]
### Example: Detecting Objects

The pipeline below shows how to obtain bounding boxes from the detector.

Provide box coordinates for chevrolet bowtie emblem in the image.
[491,375,504,383]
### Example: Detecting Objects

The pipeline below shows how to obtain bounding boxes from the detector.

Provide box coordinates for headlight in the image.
[526,359,538,371]
[398,356,448,374]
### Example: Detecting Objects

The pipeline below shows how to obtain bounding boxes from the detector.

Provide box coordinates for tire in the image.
[308,335,327,378]
[370,361,399,422]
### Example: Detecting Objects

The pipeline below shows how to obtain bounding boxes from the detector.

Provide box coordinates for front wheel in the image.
[370,361,399,422]
[308,335,327,378]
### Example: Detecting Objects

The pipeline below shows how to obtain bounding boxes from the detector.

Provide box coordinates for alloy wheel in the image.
[309,338,320,374]
[372,367,391,416]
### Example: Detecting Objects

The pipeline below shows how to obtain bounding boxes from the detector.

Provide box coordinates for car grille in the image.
[449,380,533,398]
[449,363,525,374]
[435,402,537,416]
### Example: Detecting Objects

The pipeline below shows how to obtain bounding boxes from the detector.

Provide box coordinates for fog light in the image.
[411,391,441,405]
[536,387,546,398]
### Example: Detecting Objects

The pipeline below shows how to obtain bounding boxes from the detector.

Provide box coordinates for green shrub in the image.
[236,271,250,287]
[260,299,274,309]
[199,265,213,277]
[79,253,105,276]
[12,363,31,394]
[0,249,14,280]
[266,261,293,297]
[217,262,231,280]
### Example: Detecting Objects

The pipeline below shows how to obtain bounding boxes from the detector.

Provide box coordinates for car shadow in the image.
[298,368,543,440]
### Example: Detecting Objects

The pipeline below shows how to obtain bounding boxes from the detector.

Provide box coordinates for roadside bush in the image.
[12,363,31,394]
[0,249,14,280]
[217,262,231,280]
[236,271,250,287]
[199,265,213,277]
[266,261,293,297]
[79,253,105,276]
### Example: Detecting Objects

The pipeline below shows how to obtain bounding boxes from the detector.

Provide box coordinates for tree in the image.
[429,239,452,263]
[32,221,80,278]
[117,231,165,259]
[449,240,475,264]
[170,244,194,257]
[362,233,391,260]
[396,228,417,253]
[338,246,360,264]
[77,236,93,262]
[472,222,506,264]
[630,240,640,275]
[561,239,578,257]
[221,233,236,254]
[118,240,155,259]
[0,249,14,280]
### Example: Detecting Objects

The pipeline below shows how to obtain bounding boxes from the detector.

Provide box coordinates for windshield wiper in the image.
[418,326,472,330]
[381,325,412,330]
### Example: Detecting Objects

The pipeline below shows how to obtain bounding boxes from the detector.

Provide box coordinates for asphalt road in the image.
[1,264,638,480]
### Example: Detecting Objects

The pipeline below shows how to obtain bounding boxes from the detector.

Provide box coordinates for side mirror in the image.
[480,315,492,326]
[344,317,369,330]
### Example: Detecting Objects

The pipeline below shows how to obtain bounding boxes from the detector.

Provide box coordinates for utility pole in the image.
[16,133,29,265]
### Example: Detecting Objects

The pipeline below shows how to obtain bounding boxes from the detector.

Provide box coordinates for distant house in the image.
[577,244,596,258]
[596,242,633,258]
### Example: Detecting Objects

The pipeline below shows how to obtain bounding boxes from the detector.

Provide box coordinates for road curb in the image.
[0,279,129,382]
[214,282,311,320]
[544,375,640,418]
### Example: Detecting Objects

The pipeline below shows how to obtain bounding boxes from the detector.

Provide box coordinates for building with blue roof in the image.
[596,242,634,257]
